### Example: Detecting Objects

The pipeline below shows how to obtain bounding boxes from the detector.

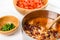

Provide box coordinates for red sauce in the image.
[16,0,43,9]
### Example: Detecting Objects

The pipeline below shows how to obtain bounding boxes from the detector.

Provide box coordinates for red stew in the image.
[17,0,43,9]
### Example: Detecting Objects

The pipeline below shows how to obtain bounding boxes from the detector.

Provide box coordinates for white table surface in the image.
[0,0,60,40]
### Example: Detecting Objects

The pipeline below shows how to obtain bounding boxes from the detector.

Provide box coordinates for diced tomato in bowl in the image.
[13,0,48,15]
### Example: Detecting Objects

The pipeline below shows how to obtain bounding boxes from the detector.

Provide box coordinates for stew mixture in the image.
[23,17,60,40]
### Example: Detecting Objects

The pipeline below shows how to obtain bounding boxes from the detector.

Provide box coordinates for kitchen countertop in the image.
[0,0,60,40]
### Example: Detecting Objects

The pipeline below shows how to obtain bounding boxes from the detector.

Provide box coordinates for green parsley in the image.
[2,23,15,31]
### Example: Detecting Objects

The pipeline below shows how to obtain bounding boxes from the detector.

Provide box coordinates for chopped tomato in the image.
[17,0,43,9]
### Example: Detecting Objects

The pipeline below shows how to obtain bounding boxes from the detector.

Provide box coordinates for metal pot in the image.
[22,10,60,40]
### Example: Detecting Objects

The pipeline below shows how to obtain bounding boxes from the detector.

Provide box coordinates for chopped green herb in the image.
[2,23,15,31]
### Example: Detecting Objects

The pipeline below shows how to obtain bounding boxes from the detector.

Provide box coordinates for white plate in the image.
[0,0,60,40]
